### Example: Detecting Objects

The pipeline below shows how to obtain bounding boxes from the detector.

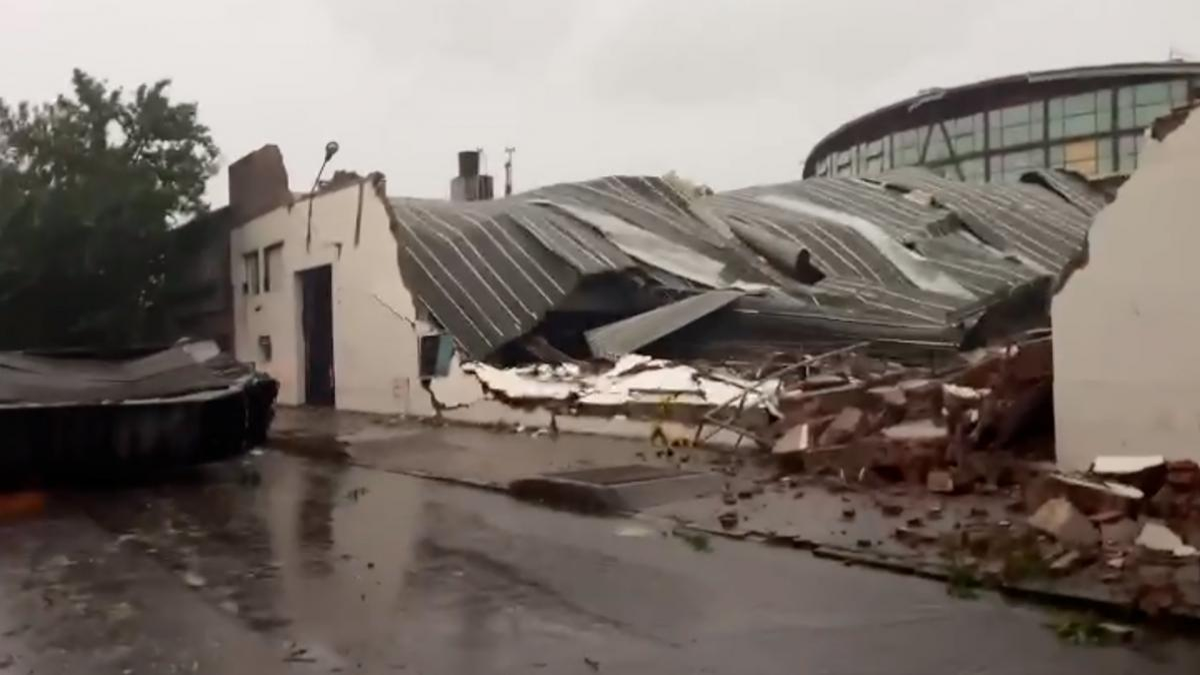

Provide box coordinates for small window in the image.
[243,252,260,295]
[418,334,454,379]
[263,243,284,293]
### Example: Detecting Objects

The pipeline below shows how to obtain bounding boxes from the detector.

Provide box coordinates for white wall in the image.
[1053,114,1200,470]
[230,181,440,415]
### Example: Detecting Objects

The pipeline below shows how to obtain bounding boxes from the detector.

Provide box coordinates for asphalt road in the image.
[0,450,1196,674]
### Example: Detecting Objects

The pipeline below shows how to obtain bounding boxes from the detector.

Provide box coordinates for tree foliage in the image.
[0,69,219,349]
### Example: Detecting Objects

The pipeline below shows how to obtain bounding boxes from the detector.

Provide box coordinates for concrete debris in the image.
[1167,460,1200,489]
[926,470,956,494]
[1100,519,1140,546]
[1028,498,1099,547]
[466,354,779,412]
[1091,456,1165,475]
[1136,521,1199,558]
[880,419,948,442]
[182,571,207,589]
[818,407,866,446]
[772,423,810,455]
[1047,474,1143,514]
[718,511,739,530]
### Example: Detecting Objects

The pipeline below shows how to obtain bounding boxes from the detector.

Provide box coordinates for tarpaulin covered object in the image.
[385,170,1100,361]
[0,341,277,482]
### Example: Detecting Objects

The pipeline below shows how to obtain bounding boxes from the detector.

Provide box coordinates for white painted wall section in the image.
[1053,113,1200,469]
[230,182,441,415]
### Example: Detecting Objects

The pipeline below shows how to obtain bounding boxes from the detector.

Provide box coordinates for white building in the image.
[1053,108,1200,469]
[227,146,478,416]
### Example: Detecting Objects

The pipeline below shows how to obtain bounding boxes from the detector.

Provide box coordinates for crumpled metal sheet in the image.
[386,169,1101,359]
[879,168,1091,274]
[585,290,744,358]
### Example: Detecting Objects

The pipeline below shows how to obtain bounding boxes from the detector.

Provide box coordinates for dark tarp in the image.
[0,341,278,483]
[0,341,252,406]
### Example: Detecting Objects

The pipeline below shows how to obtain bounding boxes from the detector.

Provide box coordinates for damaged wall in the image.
[1053,112,1200,469]
[230,169,478,415]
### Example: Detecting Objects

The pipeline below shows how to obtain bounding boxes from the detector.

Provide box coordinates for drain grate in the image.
[511,464,723,513]
[547,464,691,486]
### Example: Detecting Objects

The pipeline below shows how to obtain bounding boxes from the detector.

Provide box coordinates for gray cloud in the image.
[0,0,1198,204]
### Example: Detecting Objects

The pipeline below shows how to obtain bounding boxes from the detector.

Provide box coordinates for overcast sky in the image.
[3,0,1199,205]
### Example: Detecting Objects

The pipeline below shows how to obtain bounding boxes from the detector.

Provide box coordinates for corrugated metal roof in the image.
[386,169,1100,359]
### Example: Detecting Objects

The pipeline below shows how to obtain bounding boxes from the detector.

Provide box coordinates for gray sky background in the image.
[3,0,1199,205]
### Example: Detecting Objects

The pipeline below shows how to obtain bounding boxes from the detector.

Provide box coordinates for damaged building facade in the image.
[221,139,1106,443]
[1053,106,1200,469]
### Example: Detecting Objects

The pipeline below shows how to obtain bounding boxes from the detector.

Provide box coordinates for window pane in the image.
[1098,153,1115,174]
[243,253,260,295]
[1170,79,1189,106]
[1065,158,1098,175]
[1135,102,1171,126]
[1049,145,1065,166]
[926,133,949,161]
[1135,82,1169,105]
[1048,98,1064,119]
[1003,125,1030,146]
[264,244,283,293]
[1118,135,1143,172]
[1063,115,1096,136]
[1118,104,1135,129]
[1063,93,1095,116]
[1001,104,1030,125]
[1064,139,1097,163]
[960,158,985,181]
[1048,116,1063,140]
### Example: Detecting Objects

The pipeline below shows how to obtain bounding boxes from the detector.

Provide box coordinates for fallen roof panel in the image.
[585,289,744,358]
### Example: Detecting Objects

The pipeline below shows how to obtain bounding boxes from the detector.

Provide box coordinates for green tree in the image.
[0,69,219,349]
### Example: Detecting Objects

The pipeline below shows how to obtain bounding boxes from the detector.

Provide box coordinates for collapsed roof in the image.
[384,168,1102,363]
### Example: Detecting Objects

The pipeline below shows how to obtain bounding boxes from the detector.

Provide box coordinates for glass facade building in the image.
[804,63,1200,182]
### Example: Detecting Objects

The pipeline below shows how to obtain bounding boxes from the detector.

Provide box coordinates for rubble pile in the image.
[768,336,1054,483]
[461,354,779,428]
[759,336,1200,616]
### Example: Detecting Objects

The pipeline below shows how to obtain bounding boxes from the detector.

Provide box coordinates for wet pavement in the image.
[1,450,1199,674]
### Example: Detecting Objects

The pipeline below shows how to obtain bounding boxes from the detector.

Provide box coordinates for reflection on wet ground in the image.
[0,450,1198,674]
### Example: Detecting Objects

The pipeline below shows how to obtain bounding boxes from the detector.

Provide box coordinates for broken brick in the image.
[1027,498,1099,547]
[1049,550,1082,575]
[897,379,942,420]
[818,407,867,446]
[1167,460,1200,491]
[772,423,811,456]
[926,470,956,494]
